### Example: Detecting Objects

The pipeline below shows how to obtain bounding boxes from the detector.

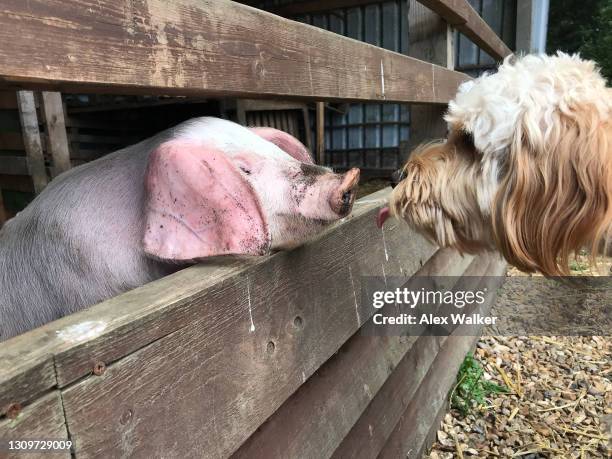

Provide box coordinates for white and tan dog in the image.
[379,53,611,276]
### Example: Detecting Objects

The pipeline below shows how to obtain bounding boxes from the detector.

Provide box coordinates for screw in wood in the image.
[93,361,106,376]
[6,403,22,419]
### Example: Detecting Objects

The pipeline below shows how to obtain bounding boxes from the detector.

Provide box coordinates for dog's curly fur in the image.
[389,53,611,276]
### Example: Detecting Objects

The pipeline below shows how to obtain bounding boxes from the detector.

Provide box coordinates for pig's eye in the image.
[239,166,252,175]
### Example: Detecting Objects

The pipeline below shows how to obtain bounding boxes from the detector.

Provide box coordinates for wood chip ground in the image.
[424,256,612,458]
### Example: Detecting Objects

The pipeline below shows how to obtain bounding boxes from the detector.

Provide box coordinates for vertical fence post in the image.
[40,92,71,178]
[406,0,454,159]
[316,101,325,165]
[16,91,48,194]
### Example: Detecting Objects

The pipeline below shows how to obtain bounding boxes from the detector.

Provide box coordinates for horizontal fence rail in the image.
[0,189,442,457]
[0,0,469,103]
[418,0,513,60]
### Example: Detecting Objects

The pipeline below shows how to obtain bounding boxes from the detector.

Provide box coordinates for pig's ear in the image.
[249,127,314,164]
[143,140,270,261]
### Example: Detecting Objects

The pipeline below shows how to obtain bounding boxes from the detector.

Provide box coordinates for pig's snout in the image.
[330,168,360,217]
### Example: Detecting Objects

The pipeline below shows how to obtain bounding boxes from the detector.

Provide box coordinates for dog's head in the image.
[385,53,611,275]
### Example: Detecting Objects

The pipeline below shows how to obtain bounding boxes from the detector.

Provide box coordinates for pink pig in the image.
[0,117,359,340]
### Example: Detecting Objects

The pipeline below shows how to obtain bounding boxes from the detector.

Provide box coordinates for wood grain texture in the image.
[417,0,470,24]
[0,357,56,418]
[378,335,480,458]
[0,189,430,448]
[377,256,507,459]
[316,102,325,165]
[417,0,513,60]
[16,91,47,193]
[232,248,473,459]
[0,392,70,459]
[57,190,436,458]
[40,92,71,178]
[332,254,504,459]
[0,0,469,103]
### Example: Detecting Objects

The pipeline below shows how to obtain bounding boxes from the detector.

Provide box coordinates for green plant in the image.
[569,259,589,272]
[547,0,612,84]
[450,355,508,417]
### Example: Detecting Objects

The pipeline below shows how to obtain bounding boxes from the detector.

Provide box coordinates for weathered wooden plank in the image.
[53,190,434,458]
[379,334,481,458]
[416,389,451,458]
[15,91,47,193]
[316,102,325,165]
[0,0,469,104]
[54,189,427,386]
[417,0,470,24]
[0,157,28,176]
[237,336,420,459]
[0,133,24,151]
[418,0,512,60]
[232,248,473,459]
[0,357,56,419]
[0,392,70,459]
[40,92,71,178]
[331,254,503,459]
[0,189,431,439]
[376,257,507,459]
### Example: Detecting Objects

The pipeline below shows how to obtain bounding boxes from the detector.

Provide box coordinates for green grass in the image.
[568,259,589,272]
[450,355,509,417]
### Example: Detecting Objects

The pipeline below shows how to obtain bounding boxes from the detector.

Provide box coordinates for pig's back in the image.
[0,134,175,341]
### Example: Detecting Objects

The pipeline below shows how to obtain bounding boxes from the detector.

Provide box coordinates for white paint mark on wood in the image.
[381,226,389,261]
[432,64,436,101]
[56,321,107,343]
[307,55,314,93]
[246,275,255,332]
[348,266,360,327]
[369,424,374,436]
[354,198,387,205]
[382,263,387,287]
[302,371,306,383]
[380,60,386,99]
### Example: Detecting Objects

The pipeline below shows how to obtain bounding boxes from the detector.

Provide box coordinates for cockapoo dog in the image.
[379,53,611,275]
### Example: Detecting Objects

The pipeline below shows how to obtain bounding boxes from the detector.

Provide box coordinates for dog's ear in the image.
[492,108,611,275]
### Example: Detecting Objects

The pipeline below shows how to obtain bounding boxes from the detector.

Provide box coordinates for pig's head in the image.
[143,120,360,262]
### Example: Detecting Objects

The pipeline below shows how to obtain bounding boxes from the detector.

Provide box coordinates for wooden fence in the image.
[0,0,511,457]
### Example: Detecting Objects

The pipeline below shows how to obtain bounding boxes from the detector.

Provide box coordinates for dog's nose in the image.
[390,169,406,188]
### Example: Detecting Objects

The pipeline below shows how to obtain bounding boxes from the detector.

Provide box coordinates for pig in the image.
[0,117,360,341]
